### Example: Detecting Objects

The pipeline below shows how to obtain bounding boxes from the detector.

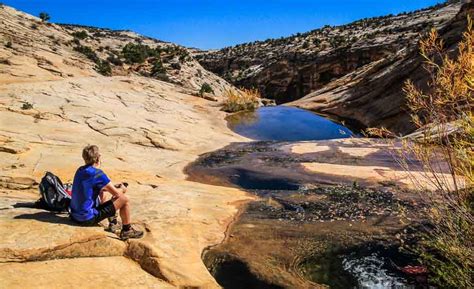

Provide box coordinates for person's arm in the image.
[102,182,127,198]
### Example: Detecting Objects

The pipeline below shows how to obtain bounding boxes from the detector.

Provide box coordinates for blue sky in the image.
[3,0,444,49]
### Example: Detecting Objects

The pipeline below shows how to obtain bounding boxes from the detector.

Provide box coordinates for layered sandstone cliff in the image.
[291,2,472,134]
[196,1,468,134]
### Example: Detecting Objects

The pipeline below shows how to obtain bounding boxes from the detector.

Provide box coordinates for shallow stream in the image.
[190,106,427,288]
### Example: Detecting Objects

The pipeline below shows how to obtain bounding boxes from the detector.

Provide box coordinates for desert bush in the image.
[39,12,50,22]
[121,43,159,64]
[73,45,99,62]
[170,62,181,70]
[107,54,122,66]
[199,83,214,96]
[93,32,105,38]
[95,60,112,76]
[69,38,80,46]
[31,23,38,30]
[150,58,165,76]
[74,45,111,76]
[21,102,33,110]
[369,17,473,288]
[222,88,261,113]
[72,30,88,40]
[5,41,12,48]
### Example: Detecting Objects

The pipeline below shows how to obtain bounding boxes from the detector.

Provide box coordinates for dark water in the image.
[197,107,426,288]
[302,245,426,289]
[226,106,354,141]
[207,254,284,289]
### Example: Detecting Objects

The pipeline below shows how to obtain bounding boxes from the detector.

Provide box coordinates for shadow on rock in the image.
[13,204,92,227]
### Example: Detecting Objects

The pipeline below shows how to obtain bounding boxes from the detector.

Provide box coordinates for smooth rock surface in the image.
[0,74,254,288]
[0,256,175,288]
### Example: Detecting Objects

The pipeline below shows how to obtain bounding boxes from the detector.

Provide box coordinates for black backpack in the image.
[38,172,71,212]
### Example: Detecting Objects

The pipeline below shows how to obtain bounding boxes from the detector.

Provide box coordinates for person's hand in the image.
[114,183,127,193]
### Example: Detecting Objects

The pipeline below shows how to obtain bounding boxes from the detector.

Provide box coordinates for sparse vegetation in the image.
[150,58,166,77]
[198,0,452,86]
[199,83,214,96]
[21,102,33,110]
[121,43,159,64]
[73,45,112,76]
[71,30,88,40]
[170,62,181,70]
[222,88,261,113]
[39,12,50,22]
[95,60,112,76]
[5,41,12,48]
[369,17,473,288]
[73,45,99,62]
[107,54,122,66]
[31,23,38,30]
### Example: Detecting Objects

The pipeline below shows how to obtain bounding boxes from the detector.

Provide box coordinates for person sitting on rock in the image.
[69,144,144,240]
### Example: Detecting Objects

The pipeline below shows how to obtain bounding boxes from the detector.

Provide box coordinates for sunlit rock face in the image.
[197,2,468,134]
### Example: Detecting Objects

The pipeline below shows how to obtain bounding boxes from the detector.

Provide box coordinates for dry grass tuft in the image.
[221,88,261,113]
[370,16,473,288]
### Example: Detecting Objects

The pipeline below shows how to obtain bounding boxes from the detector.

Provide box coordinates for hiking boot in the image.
[105,216,121,233]
[106,221,121,234]
[120,226,144,240]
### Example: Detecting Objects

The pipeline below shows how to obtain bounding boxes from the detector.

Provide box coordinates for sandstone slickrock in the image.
[0,5,234,96]
[0,256,175,289]
[0,5,253,288]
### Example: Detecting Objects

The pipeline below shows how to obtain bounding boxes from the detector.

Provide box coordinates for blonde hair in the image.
[82,145,100,165]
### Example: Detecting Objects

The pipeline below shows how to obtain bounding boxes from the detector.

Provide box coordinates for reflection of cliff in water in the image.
[225,106,354,141]
[226,109,260,128]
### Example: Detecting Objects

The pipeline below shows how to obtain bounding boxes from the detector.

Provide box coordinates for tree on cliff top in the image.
[39,12,50,22]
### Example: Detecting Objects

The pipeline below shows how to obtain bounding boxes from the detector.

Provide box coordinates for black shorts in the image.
[72,200,116,226]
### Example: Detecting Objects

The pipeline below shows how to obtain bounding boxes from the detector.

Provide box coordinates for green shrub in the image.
[107,54,122,66]
[73,45,99,62]
[93,32,105,38]
[199,83,214,96]
[170,62,181,70]
[121,43,159,64]
[150,57,167,80]
[31,23,38,30]
[72,30,88,40]
[21,102,33,110]
[39,12,50,22]
[71,38,80,46]
[95,60,112,76]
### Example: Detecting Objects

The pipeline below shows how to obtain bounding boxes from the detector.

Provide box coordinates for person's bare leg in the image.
[112,194,129,222]
[112,194,143,240]
[118,202,131,225]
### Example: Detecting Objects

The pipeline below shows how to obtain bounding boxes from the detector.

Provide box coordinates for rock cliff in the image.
[196,1,467,134]
[291,2,473,134]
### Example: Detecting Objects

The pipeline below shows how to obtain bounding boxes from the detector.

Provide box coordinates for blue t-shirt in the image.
[70,165,110,222]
